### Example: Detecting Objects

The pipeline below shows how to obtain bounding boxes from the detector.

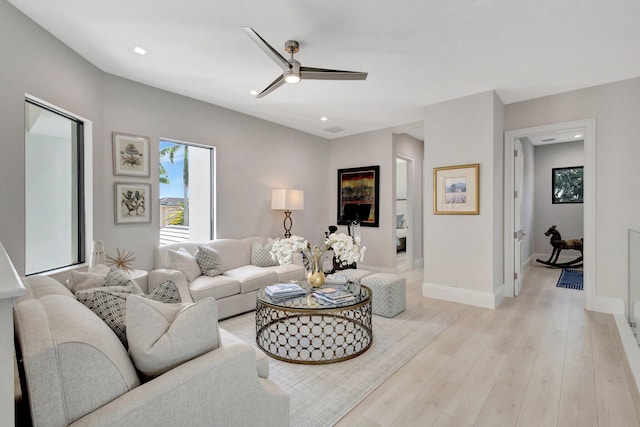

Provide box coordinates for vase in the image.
[307,248,325,288]
[88,240,105,272]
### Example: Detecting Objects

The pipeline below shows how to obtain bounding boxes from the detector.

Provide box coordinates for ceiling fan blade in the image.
[255,74,286,98]
[300,67,368,81]
[241,27,291,72]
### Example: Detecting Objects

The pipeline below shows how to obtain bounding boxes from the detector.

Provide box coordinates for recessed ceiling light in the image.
[249,90,259,96]
[574,134,582,138]
[133,46,147,55]
[320,116,328,121]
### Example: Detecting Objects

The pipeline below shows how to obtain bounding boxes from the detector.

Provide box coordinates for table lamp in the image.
[271,189,304,238]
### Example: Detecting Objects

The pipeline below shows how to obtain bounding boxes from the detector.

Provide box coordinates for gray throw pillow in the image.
[251,240,278,267]
[195,245,222,277]
[147,279,181,303]
[102,267,144,294]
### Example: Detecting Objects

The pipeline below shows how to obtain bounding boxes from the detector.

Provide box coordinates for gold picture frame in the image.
[433,163,479,215]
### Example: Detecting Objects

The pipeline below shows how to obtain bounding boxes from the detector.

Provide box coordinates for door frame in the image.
[395,155,413,272]
[503,118,596,310]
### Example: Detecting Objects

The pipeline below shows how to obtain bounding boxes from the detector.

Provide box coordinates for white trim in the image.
[503,119,596,312]
[24,94,94,273]
[614,314,640,394]
[422,282,503,309]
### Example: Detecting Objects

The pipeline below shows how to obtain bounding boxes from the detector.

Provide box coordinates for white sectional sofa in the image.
[14,274,289,427]
[149,236,306,319]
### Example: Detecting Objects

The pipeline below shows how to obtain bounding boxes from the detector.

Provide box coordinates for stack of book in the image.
[265,283,306,300]
[312,287,356,304]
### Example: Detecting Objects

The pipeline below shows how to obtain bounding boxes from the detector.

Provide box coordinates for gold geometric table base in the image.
[255,290,373,364]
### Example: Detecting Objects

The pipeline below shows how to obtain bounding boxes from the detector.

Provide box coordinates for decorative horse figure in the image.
[536,225,583,267]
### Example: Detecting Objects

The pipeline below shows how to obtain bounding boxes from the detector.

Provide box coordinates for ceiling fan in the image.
[241,27,368,98]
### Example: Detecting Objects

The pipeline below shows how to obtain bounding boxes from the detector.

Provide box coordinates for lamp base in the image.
[283,210,293,238]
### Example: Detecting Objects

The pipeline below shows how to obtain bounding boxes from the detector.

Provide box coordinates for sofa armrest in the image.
[70,341,289,427]
[148,268,193,303]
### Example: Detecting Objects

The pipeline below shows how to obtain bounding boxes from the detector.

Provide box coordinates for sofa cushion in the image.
[263,263,306,283]
[195,245,223,277]
[251,239,278,267]
[224,265,278,294]
[207,238,253,272]
[127,296,221,377]
[189,275,240,301]
[168,247,202,281]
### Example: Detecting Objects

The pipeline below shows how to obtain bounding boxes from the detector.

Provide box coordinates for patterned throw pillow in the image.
[76,280,180,348]
[194,245,222,277]
[102,267,144,294]
[251,239,278,267]
[147,280,181,303]
[76,287,136,347]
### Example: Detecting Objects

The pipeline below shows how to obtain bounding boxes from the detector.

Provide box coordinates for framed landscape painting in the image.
[433,163,479,215]
[114,182,151,224]
[337,165,379,227]
[112,132,150,177]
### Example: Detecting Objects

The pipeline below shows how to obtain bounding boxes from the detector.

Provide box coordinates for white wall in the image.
[533,141,584,255]
[328,129,395,270]
[0,0,104,274]
[423,91,504,307]
[505,76,640,304]
[101,75,330,271]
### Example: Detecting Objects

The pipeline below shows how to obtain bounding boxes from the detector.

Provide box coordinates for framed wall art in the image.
[112,132,150,177]
[552,166,583,204]
[433,163,479,215]
[114,182,151,224]
[337,165,380,227]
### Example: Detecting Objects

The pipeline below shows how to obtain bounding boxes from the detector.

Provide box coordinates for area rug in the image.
[556,268,583,290]
[220,310,457,427]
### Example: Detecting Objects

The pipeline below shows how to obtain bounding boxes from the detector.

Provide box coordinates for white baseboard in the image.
[590,296,625,315]
[422,282,503,309]
[614,314,640,394]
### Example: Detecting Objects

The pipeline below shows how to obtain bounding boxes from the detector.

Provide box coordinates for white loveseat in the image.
[14,274,289,427]
[149,236,306,319]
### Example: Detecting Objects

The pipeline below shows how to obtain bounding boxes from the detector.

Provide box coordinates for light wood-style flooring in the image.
[336,265,640,426]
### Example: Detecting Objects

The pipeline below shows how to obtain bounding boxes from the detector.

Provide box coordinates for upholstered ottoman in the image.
[361,273,406,318]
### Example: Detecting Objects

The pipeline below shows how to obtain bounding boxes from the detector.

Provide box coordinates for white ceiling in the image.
[8,0,640,140]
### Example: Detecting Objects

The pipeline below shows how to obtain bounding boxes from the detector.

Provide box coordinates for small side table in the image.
[125,269,149,293]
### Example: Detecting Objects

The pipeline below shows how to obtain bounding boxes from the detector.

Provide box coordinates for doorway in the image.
[504,118,596,310]
[396,157,410,272]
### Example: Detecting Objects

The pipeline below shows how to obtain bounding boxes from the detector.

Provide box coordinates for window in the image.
[25,99,87,274]
[159,139,215,244]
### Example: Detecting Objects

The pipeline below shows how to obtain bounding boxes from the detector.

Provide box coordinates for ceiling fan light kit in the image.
[242,26,367,97]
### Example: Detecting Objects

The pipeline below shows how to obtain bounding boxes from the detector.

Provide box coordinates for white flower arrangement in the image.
[325,232,366,267]
[270,235,308,265]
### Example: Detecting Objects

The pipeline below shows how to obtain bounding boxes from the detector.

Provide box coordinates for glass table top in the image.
[257,281,370,311]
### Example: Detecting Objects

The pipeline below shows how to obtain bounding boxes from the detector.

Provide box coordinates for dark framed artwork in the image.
[337,165,380,227]
[552,166,583,204]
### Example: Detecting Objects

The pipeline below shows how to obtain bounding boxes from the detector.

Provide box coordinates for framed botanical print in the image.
[112,132,150,177]
[433,163,479,215]
[114,182,151,224]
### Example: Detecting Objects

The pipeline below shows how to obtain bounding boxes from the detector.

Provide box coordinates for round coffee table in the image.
[255,282,372,364]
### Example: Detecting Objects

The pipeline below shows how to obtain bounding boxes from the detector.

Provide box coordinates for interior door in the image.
[514,139,525,296]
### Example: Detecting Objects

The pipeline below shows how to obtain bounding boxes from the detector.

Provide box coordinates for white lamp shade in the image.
[271,189,304,211]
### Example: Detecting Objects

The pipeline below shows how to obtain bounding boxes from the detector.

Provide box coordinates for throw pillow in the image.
[101,267,144,294]
[76,287,136,347]
[126,296,220,377]
[168,247,201,281]
[194,245,222,277]
[147,279,181,303]
[251,239,278,267]
[66,264,110,293]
